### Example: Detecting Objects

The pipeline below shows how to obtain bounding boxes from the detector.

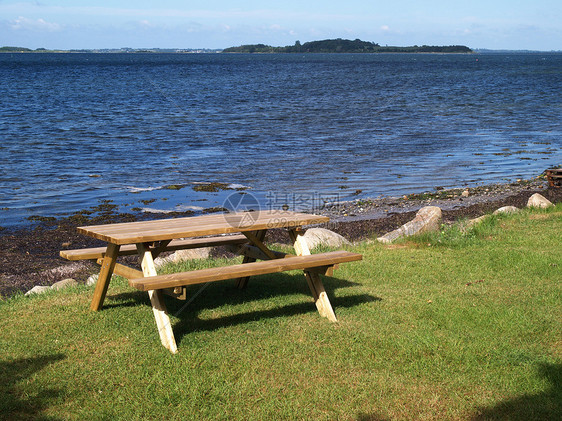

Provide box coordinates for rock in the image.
[153,255,175,269]
[154,247,212,268]
[86,274,98,286]
[377,206,442,243]
[301,228,351,250]
[51,278,78,290]
[493,206,519,215]
[527,193,553,209]
[25,286,51,296]
[464,215,489,229]
[461,189,469,197]
[85,273,117,286]
[173,247,212,263]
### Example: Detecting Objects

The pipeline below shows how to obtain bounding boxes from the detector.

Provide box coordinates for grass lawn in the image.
[1,205,560,420]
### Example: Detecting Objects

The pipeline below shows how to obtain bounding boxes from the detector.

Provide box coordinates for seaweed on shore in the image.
[192,182,231,192]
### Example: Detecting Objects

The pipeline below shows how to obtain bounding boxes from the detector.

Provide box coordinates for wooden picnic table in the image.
[62,210,362,353]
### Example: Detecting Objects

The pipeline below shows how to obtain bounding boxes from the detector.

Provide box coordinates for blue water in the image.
[1,52,561,227]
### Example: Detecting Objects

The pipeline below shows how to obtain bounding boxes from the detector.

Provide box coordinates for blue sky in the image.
[1,1,561,50]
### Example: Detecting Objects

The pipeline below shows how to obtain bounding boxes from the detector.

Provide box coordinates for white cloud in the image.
[380,25,390,32]
[10,16,61,32]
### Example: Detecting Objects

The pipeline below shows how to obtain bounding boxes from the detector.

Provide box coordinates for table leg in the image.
[289,228,338,322]
[90,243,120,311]
[235,229,268,289]
[137,243,178,354]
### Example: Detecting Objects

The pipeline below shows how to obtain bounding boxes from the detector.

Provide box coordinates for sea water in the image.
[1,52,561,227]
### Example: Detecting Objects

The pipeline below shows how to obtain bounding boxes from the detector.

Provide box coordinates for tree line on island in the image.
[1,39,472,54]
[223,38,473,54]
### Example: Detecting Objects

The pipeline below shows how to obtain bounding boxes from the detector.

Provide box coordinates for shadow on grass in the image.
[471,363,562,421]
[105,272,379,341]
[0,354,65,421]
[173,292,380,342]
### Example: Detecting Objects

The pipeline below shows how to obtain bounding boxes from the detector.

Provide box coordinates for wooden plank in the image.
[233,244,290,261]
[78,211,329,245]
[129,251,362,291]
[232,244,333,276]
[95,258,143,279]
[90,243,120,311]
[150,239,172,259]
[289,227,311,256]
[235,229,268,289]
[309,272,337,322]
[242,230,277,260]
[60,234,249,261]
[162,287,187,300]
[137,243,178,354]
[289,227,337,322]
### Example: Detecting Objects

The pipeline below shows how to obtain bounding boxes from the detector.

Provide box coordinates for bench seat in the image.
[129,250,363,291]
[60,234,249,261]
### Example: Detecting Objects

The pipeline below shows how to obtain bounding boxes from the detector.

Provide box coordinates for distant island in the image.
[0,40,473,54]
[223,39,473,54]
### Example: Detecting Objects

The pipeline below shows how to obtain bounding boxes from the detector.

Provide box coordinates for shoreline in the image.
[1,177,560,298]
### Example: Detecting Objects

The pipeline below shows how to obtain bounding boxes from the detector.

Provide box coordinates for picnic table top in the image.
[77,210,329,245]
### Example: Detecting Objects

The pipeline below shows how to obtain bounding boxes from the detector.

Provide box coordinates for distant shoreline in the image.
[0,39,475,54]
[3,48,561,55]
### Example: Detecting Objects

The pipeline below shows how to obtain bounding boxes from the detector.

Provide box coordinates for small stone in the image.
[527,193,553,209]
[51,278,78,290]
[25,286,51,296]
[461,189,469,197]
[493,206,519,215]
[86,274,98,286]
[61,241,71,248]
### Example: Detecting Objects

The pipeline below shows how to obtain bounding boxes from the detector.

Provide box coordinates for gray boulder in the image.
[377,206,442,244]
[173,247,211,262]
[154,247,212,268]
[527,193,553,209]
[301,228,351,250]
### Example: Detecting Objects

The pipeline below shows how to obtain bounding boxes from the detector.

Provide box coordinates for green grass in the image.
[1,205,561,420]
